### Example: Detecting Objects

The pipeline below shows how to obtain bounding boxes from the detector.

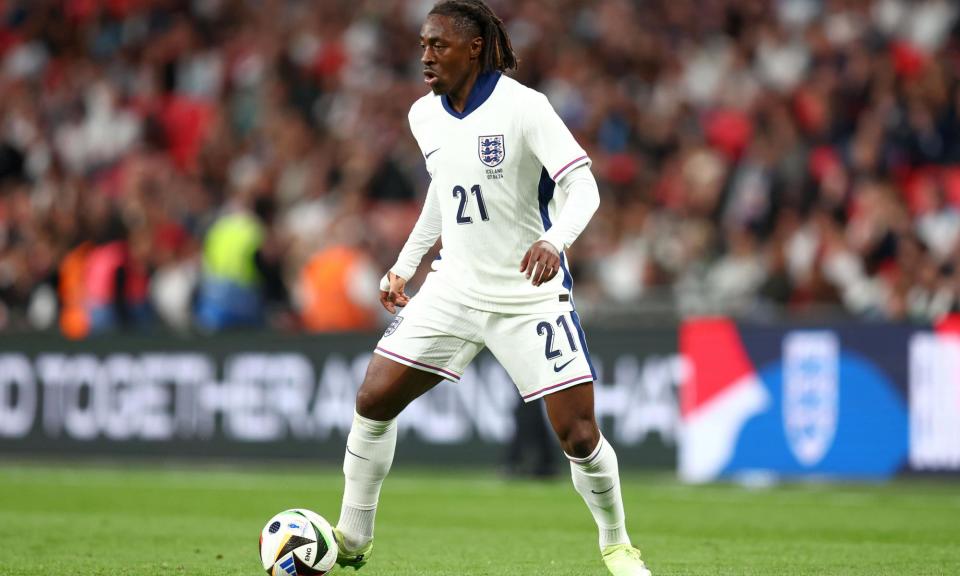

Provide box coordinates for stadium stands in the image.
[0,0,958,333]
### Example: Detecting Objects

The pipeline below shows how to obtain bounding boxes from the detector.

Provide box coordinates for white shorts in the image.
[374,281,596,402]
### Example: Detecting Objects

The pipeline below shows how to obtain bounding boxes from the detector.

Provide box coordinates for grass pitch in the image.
[0,464,957,575]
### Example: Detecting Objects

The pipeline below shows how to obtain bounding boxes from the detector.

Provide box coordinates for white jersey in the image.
[401,73,591,314]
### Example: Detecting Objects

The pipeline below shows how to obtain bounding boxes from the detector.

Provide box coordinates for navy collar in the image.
[441,72,501,119]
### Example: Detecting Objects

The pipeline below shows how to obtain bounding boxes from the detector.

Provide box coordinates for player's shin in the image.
[567,435,631,549]
[337,411,397,551]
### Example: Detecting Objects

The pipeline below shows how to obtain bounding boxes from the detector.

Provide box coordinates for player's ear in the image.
[469,36,482,60]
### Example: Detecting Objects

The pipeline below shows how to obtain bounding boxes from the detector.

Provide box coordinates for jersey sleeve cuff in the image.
[551,155,590,182]
[538,231,566,253]
[388,266,414,283]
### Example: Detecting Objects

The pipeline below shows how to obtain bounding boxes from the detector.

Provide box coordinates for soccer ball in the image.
[259,509,338,575]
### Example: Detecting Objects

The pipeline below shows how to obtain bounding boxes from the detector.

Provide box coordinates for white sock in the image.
[337,411,397,551]
[567,436,631,549]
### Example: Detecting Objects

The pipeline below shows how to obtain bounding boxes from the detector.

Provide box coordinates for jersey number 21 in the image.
[453,184,489,224]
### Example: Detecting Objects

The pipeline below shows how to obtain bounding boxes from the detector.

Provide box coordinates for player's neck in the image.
[447,67,482,113]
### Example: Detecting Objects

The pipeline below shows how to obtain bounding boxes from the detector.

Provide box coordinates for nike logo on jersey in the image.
[425,147,440,159]
[591,485,615,495]
[553,358,576,372]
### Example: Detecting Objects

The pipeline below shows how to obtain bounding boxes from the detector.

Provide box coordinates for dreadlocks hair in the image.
[429,0,518,73]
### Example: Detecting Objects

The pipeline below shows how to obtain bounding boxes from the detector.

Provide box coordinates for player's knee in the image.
[354,387,387,420]
[354,359,392,420]
[557,417,600,459]
[354,388,372,417]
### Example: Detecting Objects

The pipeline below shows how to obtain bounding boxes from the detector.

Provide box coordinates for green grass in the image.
[0,464,958,575]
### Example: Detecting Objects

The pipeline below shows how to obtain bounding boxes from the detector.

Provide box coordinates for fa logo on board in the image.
[478,135,505,167]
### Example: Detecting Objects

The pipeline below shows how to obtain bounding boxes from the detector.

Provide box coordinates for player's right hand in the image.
[379,271,409,314]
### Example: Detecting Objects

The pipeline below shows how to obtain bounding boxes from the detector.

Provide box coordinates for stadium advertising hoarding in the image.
[679,318,960,482]
[0,329,680,467]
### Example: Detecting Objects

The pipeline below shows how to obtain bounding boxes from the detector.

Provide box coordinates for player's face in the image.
[420,14,481,96]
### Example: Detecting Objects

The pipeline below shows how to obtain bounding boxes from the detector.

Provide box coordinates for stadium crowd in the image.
[0,0,959,335]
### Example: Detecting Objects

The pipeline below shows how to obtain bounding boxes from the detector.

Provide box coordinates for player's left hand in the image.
[379,271,410,314]
[520,240,561,286]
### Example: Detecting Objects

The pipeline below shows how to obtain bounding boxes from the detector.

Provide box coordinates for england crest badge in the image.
[478,135,505,167]
[383,316,403,337]
[782,331,839,467]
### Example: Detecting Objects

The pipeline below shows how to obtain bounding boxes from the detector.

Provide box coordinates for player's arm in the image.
[520,91,599,286]
[379,179,441,313]
[520,164,600,285]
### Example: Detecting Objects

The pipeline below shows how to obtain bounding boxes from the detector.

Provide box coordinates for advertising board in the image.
[680,318,960,481]
[0,328,680,467]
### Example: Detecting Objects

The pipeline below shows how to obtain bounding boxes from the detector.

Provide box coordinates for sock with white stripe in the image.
[337,411,397,551]
[567,436,631,549]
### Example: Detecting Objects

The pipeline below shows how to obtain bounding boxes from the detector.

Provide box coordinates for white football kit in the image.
[375,72,599,401]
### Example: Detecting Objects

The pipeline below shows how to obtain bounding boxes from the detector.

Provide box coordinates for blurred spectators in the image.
[195,193,284,331]
[298,213,381,332]
[2,0,960,336]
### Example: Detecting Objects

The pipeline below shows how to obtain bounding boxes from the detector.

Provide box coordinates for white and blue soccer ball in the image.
[259,509,338,575]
